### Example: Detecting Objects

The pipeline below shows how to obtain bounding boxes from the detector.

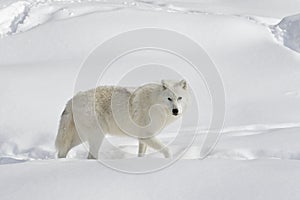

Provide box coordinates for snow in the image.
[1,159,300,200]
[0,0,300,199]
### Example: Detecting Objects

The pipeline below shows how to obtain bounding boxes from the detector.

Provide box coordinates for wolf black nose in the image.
[172,108,179,115]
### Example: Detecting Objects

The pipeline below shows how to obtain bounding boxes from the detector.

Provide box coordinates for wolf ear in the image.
[179,79,187,90]
[161,80,168,90]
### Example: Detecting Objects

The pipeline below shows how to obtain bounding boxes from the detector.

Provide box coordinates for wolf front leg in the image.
[140,137,172,158]
[138,140,147,157]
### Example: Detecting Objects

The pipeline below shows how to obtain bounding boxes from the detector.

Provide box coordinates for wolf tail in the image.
[55,101,77,158]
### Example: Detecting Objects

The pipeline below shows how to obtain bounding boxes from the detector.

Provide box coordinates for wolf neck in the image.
[129,84,165,127]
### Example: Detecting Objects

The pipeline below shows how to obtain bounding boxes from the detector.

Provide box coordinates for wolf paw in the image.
[163,148,173,159]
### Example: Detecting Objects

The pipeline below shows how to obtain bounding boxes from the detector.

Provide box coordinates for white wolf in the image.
[55,80,190,159]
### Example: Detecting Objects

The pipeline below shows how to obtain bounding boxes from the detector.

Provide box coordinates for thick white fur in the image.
[55,80,190,159]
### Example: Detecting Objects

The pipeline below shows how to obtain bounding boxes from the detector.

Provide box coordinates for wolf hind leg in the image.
[87,132,104,160]
[56,105,83,158]
[57,132,82,158]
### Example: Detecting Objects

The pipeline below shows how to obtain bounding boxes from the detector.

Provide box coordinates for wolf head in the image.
[159,79,190,117]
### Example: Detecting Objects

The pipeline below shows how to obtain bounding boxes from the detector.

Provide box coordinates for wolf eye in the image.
[178,97,182,100]
[168,97,172,101]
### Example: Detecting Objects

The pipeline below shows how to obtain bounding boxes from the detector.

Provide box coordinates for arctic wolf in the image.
[55,80,190,159]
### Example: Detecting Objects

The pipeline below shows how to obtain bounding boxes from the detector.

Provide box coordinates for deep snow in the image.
[0,0,300,199]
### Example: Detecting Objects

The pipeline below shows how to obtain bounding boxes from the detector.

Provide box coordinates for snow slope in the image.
[0,0,300,199]
[1,159,300,200]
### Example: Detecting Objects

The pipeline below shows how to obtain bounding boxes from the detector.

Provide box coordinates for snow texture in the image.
[0,0,300,199]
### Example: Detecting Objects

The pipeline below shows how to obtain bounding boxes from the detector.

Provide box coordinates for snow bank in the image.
[271,13,300,53]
